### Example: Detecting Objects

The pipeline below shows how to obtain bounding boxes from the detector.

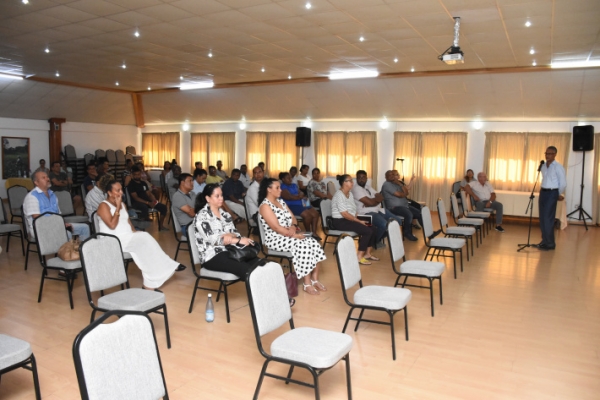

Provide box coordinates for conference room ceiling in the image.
[0,0,599,124]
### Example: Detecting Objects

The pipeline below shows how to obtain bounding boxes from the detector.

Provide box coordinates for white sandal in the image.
[311,280,327,291]
[303,283,320,295]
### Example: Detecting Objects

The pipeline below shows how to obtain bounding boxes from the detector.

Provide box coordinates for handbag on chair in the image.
[226,241,261,262]
[58,237,81,261]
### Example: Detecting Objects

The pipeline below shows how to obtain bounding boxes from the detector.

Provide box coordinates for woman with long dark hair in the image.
[460,169,475,189]
[97,180,184,290]
[193,184,257,279]
[258,178,326,295]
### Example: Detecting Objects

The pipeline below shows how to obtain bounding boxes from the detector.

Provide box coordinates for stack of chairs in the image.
[83,153,94,167]
[106,149,117,177]
[126,145,143,164]
[63,145,86,188]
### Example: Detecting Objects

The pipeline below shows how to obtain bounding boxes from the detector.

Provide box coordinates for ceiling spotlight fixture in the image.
[22,0,29,4]
[180,75,184,80]
[55,72,60,77]
[121,63,126,69]
[379,117,389,129]
[115,81,119,86]
[208,51,213,58]
[411,67,415,72]
[359,36,365,42]
[45,47,49,53]
[328,70,379,80]
[179,81,214,90]
[0,73,23,80]
[239,118,247,130]
[525,20,531,27]
[439,17,464,64]
[147,86,151,90]
[134,30,140,37]
[551,60,600,69]
[394,58,398,63]
[532,61,537,66]
[288,75,291,79]
[305,2,311,10]
[261,67,265,72]
[529,48,535,55]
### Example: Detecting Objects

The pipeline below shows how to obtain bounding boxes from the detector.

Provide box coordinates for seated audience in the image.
[193,168,207,194]
[222,168,247,223]
[136,162,161,199]
[60,160,73,180]
[289,166,299,184]
[239,164,251,188]
[96,157,110,179]
[206,165,224,185]
[381,170,421,241]
[34,159,50,174]
[49,161,82,212]
[331,174,378,265]
[296,164,311,194]
[461,169,475,189]
[97,179,184,290]
[258,161,269,178]
[194,161,203,170]
[122,159,134,186]
[279,172,320,236]
[464,172,504,232]
[307,167,332,208]
[258,178,326,295]
[83,163,98,192]
[85,174,113,221]
[166,164,181,199]
[162,161,172,182]
[23,171,90,241]
[127,166,169,231]
[351,170,407,244]
[216,160,228,180]
[246,166,264,220]
[193,184,257,279]
[172,173,196,235]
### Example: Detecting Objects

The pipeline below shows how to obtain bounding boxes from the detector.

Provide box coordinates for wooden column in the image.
[132,93,145,128]
[48,118,66,163]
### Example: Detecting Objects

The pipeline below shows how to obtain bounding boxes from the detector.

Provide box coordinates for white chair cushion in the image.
[326,230,358,236]
[266,249,293,258]
[467,211,490,218]
[123,252,132,260]
[64,215,90,224]
[400,260,445,277]
[0,224,21,233]
[430,238,465,249]
[458,218,483,226]
[446,226,476,235]
[46,257,82,270]
[201,268,240,281]
[271,327,353,369]
[0,334,32,370]
[98,288,165,311]
[354,286,412,310]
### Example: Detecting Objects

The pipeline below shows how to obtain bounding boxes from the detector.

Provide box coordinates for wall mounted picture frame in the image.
[2,136,30,179]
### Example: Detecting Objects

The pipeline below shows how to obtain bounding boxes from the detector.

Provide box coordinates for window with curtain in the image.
[484,131,571,191]
[246,131,299,178]
[314,131,377,186]
[190,132,236,173]
[392,131,466,207]
[141,132,180,168]
[593,134,600,224]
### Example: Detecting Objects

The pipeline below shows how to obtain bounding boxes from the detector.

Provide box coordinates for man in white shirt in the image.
[246,166,264,221]
[351,170,408,244]
[538,146,566,250]
[239,164,251,188]
[465,172,504,232]
[216,160,228,180]
[193,168,207,194]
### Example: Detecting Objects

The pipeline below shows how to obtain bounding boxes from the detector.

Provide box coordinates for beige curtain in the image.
[314,131,377,186]
[393,132,422,185]
[246,132,299,178]
[142,132,180,168]
[593,134,600,224]
[190,132,235,172]
[190,133,208,171]
[485,131,571,191]
[418,132,467,207]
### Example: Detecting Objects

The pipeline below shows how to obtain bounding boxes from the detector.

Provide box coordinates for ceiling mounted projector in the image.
[439,17,464,65]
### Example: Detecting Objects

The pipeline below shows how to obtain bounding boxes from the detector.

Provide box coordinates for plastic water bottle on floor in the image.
[206,293,214,322]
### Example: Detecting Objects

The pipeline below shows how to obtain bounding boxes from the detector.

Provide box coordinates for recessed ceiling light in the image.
[261,67,265,72]
[147,86,151,90]
[359,36,365,42]
[208,51,213,58]
[121,63,126,69]
[305,2,311,10]
[180,76,183,80]
[530,49,535,55]
[55,72,60,77]
[180,81,214,90]
[525,20,531,27]
[328,70,379,80]
[134,30,140,38]
[288,75,291,79]
[45,48,49,53]
[532,61,537,66]
[394,58,398,63]
[411,67,415,72]
[115,81,119,86]
[22,0,29,4]
[551,60,600,69]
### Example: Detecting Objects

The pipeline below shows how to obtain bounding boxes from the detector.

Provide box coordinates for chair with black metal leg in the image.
[246,261,353,399]
[387,219,444,317]
[170,205,188,261]
[7,185,28,224]
[0,197,25,256]
[335,234,412,360]
[450,193,484,244]
[21,206,37,270]
[437,198,476,260]
[0,334,42,400]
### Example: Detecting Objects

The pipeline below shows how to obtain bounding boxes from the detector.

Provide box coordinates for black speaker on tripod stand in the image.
[568,125,594,230]
[296,127,311,165]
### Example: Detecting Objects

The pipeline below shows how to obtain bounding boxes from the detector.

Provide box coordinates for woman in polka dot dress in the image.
[258,178,327,295]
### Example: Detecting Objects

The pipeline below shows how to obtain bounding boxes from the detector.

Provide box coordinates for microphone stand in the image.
[517,168,542,252]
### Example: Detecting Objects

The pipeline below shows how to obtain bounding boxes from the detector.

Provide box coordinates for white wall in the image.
[0,117,138,197]
[144,120,598,221]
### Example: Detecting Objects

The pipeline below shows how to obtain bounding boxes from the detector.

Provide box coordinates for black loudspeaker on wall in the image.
[296,127,311,147]
[572,125,594,151]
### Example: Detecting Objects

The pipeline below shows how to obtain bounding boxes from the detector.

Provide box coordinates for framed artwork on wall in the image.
[2,137,30,179]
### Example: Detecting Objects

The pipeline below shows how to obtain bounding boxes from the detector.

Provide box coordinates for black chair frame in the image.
[21,205,38,270]
[0,353,41,400]
[0,198,25,255]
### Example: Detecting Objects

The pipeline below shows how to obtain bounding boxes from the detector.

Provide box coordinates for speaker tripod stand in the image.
[567,151,591,231]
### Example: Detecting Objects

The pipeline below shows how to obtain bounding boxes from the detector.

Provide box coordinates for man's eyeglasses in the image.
[544,152,556,155]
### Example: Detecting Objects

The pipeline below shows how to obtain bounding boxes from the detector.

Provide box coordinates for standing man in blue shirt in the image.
[538,146,567,251]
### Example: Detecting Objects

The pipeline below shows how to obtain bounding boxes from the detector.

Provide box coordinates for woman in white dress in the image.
[97,180,185,290]
[258,178,326,295]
